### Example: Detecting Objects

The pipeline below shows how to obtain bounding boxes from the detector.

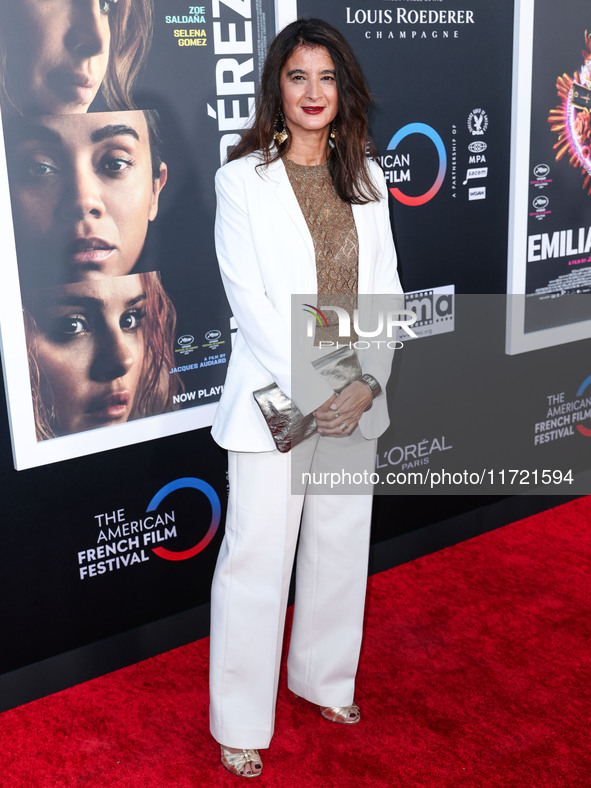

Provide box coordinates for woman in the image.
[5,109,167,288]
[0,0,153,116]
[209,18,403,777]
[24,271,181,439]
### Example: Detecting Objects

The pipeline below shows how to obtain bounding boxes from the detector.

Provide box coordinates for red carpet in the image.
[1,497,591,786]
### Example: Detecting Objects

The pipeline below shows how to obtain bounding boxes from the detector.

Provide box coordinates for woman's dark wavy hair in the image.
[228,17,380,205]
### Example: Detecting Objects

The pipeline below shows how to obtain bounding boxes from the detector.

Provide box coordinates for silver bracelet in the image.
[360,373,381,399]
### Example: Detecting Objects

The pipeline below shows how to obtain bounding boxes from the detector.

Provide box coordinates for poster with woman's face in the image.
[0,0,115,116]
[5,111,166,287]
[0,0,283,468]
[23,272,184,440]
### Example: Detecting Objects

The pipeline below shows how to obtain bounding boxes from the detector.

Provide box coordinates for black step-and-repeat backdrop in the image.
[0,0,590,708]
[298,0,514,295]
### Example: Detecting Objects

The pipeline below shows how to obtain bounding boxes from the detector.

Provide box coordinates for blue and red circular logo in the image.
[576,375,591,436]
[146,477,221,561]
[387,123,447,206]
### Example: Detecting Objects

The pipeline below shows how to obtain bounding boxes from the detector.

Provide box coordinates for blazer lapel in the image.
[264,158,377,294]
[267,158,316,259]
[352,202,371,294]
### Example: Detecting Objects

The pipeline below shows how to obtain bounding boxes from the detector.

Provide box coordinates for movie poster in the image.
[0,1,281,469]
[507,0,591,352]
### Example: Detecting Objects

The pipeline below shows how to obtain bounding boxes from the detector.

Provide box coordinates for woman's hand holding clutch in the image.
[314,382,373,436]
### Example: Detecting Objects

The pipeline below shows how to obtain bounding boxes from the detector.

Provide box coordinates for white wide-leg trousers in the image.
[209,431,377,749]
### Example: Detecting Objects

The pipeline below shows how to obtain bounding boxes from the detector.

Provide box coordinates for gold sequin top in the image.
[283,156,358,343]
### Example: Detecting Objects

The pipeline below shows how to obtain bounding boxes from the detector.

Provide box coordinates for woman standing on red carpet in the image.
[209,17,402,777]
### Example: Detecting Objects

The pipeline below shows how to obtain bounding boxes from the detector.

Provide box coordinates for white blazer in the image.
[211,153,403,453]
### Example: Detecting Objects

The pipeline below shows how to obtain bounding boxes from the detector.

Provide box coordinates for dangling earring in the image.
[328,120,338,149]
[273,108,289,145]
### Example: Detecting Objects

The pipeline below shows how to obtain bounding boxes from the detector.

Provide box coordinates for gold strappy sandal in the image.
[320,704,361,724]
[220,746,263,778]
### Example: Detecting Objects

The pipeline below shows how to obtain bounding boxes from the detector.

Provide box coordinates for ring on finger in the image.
[341,422,348,432]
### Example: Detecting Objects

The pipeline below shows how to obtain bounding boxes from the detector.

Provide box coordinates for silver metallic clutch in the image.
[253,346,362,453]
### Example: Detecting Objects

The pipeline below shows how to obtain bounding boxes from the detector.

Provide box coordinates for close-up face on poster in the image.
[0,0,280,469]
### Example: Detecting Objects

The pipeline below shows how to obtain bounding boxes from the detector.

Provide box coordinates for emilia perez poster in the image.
[508,0,591,353]
[0,1,287,470]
